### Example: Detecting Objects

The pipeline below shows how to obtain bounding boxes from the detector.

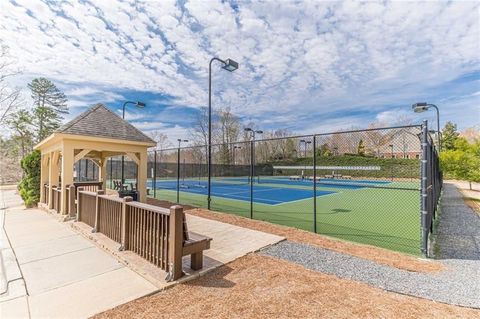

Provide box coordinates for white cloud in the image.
[0,0,479,132]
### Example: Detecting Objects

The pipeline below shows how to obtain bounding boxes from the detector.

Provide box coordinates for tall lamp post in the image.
[177,139,188,203]
[299,139,312,180]
[208,57,239,209]
[412,102,441,151]
[121,101,146,184]
[233,146,241,165]
[244,127,262,218]
[244,128,263,182]
[299,139,312,157]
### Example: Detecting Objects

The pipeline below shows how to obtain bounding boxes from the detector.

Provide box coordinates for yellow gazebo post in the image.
[60,142,74,214]
[47,151,59,209]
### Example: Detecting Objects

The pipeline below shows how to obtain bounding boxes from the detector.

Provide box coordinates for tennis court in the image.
[152,178,338,205]
[148,176,421,255]
[106,125,441,256]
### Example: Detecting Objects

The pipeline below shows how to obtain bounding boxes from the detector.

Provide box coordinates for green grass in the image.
[145,178,421,255]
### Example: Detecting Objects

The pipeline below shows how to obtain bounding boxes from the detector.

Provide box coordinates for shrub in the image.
[440,137,480,187]
[18,150,41,207]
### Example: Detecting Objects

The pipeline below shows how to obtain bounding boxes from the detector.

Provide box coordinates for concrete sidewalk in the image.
[0,190,157,319]
[1,188,284,318]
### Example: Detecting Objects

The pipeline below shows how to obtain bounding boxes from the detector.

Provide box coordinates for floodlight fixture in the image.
[412,102,429,113]
[222,59,239,72]
[411,102,441,150]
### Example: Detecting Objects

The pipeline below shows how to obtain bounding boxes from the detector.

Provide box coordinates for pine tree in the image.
[7,109,34,158]
[28,78,68,142]
[442,121,459,151]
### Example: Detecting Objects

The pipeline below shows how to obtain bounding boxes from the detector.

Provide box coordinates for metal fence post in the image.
[420,120,429,257]
[250,140,254,219]
[313,135,317,233]
[153,151,157,198]
[177,147,180,203]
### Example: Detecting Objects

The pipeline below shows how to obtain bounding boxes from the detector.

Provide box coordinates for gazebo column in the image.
[48,151,60,209]
[39,154,49,204]
[138,150,148,203]
[61,144,74,214]
[99,157,108,191]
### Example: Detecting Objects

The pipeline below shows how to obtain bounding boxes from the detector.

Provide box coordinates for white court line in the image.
[269,191,342,206]
[171,182,344,206]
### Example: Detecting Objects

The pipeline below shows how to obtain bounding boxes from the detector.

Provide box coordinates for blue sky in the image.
[0,0,479,143]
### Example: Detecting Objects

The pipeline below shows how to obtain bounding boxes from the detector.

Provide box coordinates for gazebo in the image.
[35,103,156,214]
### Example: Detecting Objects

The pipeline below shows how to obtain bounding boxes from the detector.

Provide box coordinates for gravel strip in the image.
[261,183,480,309]
[435,184,480,260]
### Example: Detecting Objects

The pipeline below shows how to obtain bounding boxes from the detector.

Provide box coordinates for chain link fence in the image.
[146,123,441,256]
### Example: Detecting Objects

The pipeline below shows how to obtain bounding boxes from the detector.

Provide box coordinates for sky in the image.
[0,0,479,144]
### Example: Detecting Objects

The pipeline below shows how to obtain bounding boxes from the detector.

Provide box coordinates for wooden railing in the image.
[125,201,172,270]
[76,190,184,279]
[97,194,124,243]
[73,182,103,197]
[77,189,97,227]
[52,186,62,212]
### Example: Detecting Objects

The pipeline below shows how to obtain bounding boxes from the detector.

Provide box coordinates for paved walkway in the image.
[1,188,284,318]
[0,189,158,319]
[262,183,480,309]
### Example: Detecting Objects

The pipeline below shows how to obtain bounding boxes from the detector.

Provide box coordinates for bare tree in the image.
[0,43,22,126]
[189,106,218,146]
[148,130,171,150]
[217,107,240,164]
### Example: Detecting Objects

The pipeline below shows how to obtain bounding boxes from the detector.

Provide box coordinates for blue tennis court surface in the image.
[149,178,390,205]
[149,179,336,205]
[222,177,391,190]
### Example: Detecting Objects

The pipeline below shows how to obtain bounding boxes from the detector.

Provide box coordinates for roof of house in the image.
[55,103,155,144]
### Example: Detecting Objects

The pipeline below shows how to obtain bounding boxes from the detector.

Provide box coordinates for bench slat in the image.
[182,232,211,256]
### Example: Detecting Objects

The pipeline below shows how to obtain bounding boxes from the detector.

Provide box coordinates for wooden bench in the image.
[165,208,212,281]
[183,232,212,270]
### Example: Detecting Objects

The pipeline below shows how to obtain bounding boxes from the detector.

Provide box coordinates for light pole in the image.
[412,102,441,151]
[299,139,311,157]
[244,127,263,181]
[121,101,146,184]
[208,57,239,209]
[177,139,188,203]
[244,127,262,218]
[233,146,241,165]
[299,139,312,180]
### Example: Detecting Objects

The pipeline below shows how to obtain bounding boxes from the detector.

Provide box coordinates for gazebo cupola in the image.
[34,103,156,214]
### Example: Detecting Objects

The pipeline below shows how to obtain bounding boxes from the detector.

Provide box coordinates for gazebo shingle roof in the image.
[56,103,155,144]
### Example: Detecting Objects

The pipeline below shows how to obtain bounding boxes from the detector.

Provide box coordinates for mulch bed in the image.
[94,254,478,319]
